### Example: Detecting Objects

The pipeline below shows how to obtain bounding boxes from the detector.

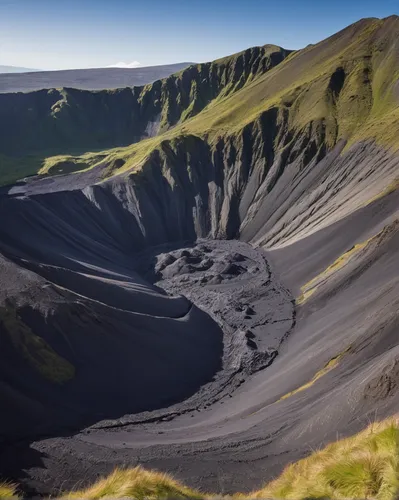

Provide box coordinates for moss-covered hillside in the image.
[0,45,289,176]
[0,306,75,384]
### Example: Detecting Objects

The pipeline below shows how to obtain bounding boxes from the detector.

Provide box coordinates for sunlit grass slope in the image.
[181,16,399,146]
[250,419,399,500]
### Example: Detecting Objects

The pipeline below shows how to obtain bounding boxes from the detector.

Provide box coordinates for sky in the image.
[0,0,398,71]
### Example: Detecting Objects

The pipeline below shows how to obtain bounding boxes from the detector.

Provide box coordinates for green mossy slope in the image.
[0,306,75,384]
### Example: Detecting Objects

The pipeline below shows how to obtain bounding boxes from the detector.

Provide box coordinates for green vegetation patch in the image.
[39,151,105,176]
[0,154,44,187]
[0,150,106,187]
[278,347,351,402]
[0,306,75,384]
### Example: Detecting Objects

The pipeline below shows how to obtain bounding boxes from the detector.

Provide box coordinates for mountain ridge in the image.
[0,17,398,188]
[0,65,39,74]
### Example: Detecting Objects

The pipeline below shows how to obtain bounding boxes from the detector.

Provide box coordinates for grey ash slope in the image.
[0,191,224,440]
[0,16,399,497]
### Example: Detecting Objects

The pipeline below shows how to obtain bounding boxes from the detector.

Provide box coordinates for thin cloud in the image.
[107,61,142,69]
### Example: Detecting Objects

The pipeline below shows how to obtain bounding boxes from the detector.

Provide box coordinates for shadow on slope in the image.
[0,188,224,444]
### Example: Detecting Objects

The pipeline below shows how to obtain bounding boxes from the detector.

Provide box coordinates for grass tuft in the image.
[58,421,399,499]
[250,419,399,500]
[0,482,18,499]
[61,466,204,500]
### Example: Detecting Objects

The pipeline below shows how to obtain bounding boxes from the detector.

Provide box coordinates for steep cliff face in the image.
[102,112,327,243]
[152,45,291,129]
[2,16,398,187]
[90,127,397,251]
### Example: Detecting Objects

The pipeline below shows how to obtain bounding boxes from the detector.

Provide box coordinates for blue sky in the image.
[0,0,398,70]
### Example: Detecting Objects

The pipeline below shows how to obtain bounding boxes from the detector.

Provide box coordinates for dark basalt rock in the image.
[244,306,255,316]
[156,253,176,272]
[246,339,258,350]
[244,329,256,339]
[364,357,399,400]
[221,263,244,276]
[207,274,224,285]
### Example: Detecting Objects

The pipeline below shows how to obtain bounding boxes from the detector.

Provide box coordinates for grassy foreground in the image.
[4,418,398,499]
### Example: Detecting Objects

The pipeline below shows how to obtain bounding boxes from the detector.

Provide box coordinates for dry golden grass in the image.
[248,418,399,500]
[0,481,18,499]
[278,347,350,402]
[297,233,376,305]
[365,178,399,206]
[61,466,204,500]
